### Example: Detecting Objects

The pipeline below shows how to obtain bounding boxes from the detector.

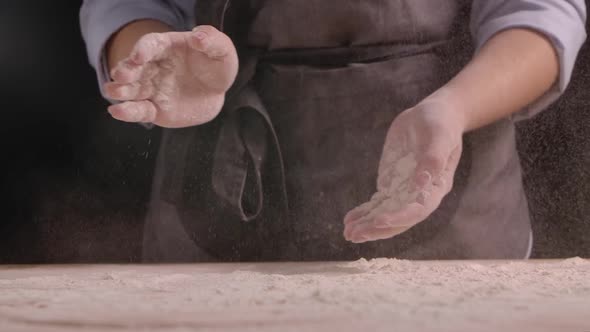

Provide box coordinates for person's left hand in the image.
[343,98,465,243]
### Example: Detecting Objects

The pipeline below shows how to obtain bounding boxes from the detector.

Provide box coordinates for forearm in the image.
[106,19,173,73]
[428,28,559,132]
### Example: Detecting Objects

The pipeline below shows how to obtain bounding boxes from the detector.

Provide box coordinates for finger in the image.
[343,201,376,226]
[343,192,387,227]
[349,225,409,243]
[110,58,144,84]
[344,222,367,242]
[344,210,374,240]
[107,100,158,123]
[372,203,426,229]
[344,208,380,241]
[344,216,362,240]
[344,208,369,227]
[412,170,432,191]
[189,25,234,59]
[345,202,420,240]
[412,139,450,195]
[348,201,421,235]
[130,32,173,65]
[188,26,239,92]
[348,203,425,242]
[104,81,154,101]
[414,144,461,203]
[415,151,445,183]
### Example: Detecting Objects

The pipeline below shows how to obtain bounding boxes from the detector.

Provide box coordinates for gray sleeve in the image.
[470,0,587,120]
[79,0,196,97]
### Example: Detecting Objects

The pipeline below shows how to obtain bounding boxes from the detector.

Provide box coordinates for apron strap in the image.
[160,0,289,223]
[211,87,265,221]
[212,52,289,221]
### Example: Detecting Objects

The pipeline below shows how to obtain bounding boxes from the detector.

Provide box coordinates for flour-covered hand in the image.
[343,99,464,243]
[104,25,238,128]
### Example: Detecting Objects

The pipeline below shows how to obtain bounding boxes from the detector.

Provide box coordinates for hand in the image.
[343,98,465,243]
[104,25,239,128]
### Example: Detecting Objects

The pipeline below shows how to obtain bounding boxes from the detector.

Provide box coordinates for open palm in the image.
[104,25,238,128]
[344,102,464,243]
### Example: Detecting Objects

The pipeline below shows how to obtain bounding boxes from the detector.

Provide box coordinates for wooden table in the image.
[1,259,589,332]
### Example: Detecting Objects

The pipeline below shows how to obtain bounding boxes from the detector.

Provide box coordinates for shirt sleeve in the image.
[470,0,587,120]
[79,0,197,98]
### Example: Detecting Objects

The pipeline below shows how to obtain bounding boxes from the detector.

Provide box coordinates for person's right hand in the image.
[104,25,238,128]
[343,99,464,243]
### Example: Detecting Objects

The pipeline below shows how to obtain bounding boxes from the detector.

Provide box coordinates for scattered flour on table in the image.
[0,258,589,331]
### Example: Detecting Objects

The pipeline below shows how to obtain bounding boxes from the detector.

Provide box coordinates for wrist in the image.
[418,87,470,133]
[106,19,173,73]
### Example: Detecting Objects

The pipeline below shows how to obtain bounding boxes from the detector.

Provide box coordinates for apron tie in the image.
[211,50,289,222]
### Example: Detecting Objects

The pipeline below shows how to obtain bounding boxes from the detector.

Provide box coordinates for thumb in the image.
[414,141,449,189]
[189,25,235,59]
[413,143,462,205]
[188,25,239,92]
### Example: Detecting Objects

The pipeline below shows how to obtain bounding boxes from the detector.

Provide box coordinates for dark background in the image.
[0,1,589,263]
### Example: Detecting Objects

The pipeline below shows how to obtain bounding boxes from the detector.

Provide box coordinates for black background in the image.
[0,1,589,263]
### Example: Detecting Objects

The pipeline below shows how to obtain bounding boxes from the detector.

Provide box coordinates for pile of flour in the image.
[0,258,589,332]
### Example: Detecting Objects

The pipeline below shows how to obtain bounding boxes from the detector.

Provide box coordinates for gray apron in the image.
[142,0,532,262]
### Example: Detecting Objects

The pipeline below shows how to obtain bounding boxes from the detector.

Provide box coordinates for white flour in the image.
[1,259,589,332]
[348,152,419,234]
[378,152,419,205]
